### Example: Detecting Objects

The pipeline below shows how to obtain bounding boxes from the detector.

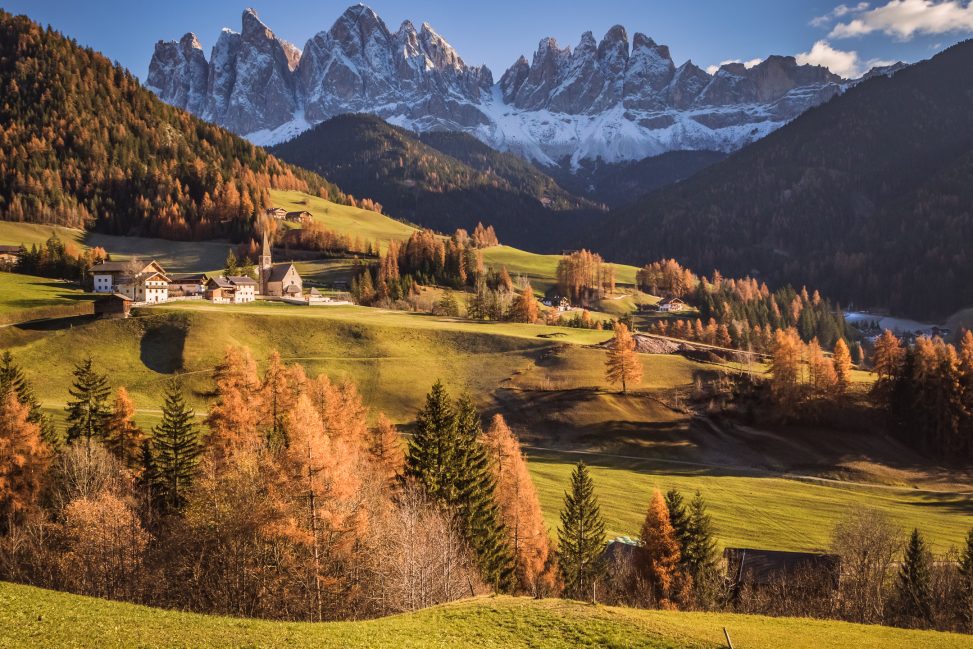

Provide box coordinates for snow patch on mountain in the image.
[148,5,898,169]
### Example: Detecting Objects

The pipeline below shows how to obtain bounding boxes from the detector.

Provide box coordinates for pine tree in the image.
[104,387,144,469]
[453,395,515,591]
[404,381,462,503]
[404,383,515,590]
[557,461,606,601]
[0,351,57,447]
[65,358,111,446]
[683,490,719,605]
[833,338,853,395]
[893,528,934,628]
[664,488,689,554]
[152,381,201,513]
[958,528,973,633]
[224,249,239,277]
[637,490,684,609]
[605,322,643,394]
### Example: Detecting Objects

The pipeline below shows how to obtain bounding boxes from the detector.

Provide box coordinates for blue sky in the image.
[5,1,972,79]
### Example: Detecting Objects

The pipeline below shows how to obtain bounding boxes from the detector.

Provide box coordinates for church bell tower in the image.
[259,230,272,295]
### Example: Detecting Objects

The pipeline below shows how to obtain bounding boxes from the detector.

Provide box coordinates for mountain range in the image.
[592,38,973,319]
[148,5,889,169]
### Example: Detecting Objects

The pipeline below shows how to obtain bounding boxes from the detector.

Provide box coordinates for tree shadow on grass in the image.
[140,319,188,374]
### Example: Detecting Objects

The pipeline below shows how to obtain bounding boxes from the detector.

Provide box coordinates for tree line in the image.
[0,11,348,242]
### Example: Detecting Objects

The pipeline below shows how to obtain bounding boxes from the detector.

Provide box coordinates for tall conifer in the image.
[65,358,111,446]
[152,381,201,513]
[0,351,57,447]
[893,528,934,628]
[557,461,606,601]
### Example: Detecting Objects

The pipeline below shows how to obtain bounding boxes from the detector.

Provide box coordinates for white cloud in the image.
[705,57,763,75]
[829,0,973,40]
[810,3,871,27]
[795,39,896,77]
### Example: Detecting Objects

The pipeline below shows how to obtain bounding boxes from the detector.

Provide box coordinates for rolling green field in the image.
[269,189,641,294]
[2,581,969,649]
[0,272,88,314]
[527,449,972,553]
[0,302,968,554]
[0,221,232,272]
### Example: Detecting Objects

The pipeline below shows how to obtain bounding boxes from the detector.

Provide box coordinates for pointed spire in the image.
[262,229,270,258]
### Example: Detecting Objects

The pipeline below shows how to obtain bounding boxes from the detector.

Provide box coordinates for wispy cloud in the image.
[795,39,896,77]
[829,0,973,40]
[810,2,871,28]
[705,58,763,75]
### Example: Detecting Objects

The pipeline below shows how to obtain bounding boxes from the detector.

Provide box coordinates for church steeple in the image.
[258,229,272,294]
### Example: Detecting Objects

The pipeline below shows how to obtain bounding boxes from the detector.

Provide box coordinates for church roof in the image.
[266,263,297,283]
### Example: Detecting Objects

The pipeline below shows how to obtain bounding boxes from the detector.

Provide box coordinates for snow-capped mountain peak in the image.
[147,4,886,167]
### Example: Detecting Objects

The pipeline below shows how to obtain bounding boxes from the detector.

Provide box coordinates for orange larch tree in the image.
[605,322,643,395]
[483,414,557,596]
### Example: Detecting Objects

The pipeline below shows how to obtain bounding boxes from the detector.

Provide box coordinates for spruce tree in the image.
[683,490,719,604]
[152,381,201,513]
[453,394,515,591]
[893,528,934,628]
[405,383,514,591]
[404,380,462,502]
[959,528,973,633]
[664,488,689,554]
[557,461,607,601]
[64,357,111,446]
[0,351,57,447]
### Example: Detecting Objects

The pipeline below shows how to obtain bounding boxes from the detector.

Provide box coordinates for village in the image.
[89,230,345,317]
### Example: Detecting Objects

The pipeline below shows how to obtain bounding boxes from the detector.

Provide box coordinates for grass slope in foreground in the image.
[1,581,969,649]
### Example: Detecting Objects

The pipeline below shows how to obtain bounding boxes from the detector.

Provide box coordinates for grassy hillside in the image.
[270,189,640,295]
[2,581,969,649]
[1,303,968,553]
[269,114,598,252]
[0,272,93,323]
[0,222,231,272]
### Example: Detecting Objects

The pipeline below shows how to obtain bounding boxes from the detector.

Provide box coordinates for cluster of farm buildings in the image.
[91,234,334,316]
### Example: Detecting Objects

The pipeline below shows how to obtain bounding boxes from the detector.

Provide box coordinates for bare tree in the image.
[831,508,902,624]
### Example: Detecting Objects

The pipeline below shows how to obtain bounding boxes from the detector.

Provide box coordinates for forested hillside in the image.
[595,39,973,318]
[0,11,347,241]
[548,150,727,208]
[270,114,600,248]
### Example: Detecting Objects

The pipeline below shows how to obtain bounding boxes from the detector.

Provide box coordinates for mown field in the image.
[2,581,969,649]
[1,302,968,553]
[0,272,93,323]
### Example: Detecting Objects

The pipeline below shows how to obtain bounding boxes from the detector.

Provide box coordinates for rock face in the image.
[148,5,871,167]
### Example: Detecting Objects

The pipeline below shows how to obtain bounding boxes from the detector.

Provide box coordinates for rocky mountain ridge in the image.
[148,5,886,167]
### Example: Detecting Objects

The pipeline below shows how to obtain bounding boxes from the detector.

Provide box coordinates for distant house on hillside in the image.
[657,296,686,313]
[91,260,170,303]
[0,244,23,267]
[168,273,207,297]
[724,548,840,595]
[205,276,256,304]
[94,293,132,319]
[285,210,312,224]
[541,295,571,311]
[265,207,287,220]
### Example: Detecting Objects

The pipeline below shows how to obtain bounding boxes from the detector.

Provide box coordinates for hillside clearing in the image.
[1,581,968,649]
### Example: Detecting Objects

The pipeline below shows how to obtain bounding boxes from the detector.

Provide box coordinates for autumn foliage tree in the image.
[0,393,48,530]
[832,338,853,395]
[104,388,144,470]
[483,414,556,596]
[605,322,643,394]
[510,282,539,324]
[636,490,686,609]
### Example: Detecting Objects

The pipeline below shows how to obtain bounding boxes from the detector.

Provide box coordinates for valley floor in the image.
[1,581,969,649]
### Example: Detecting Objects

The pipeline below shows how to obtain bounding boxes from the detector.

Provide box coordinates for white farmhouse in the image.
[91,260,171,303]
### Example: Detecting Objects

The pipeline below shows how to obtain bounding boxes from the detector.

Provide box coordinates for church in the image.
[258,231,303,298]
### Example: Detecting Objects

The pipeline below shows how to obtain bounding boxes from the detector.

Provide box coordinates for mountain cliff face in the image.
[148,5,860,167]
